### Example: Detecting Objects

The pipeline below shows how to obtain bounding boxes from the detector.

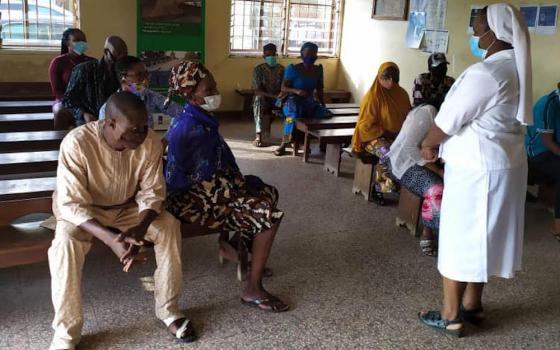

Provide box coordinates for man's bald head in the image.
[104,36,128,62]
[104,91,149,150]
[106,91,147,123]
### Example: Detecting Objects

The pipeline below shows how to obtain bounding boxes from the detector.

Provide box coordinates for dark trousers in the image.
[528,151,560,218]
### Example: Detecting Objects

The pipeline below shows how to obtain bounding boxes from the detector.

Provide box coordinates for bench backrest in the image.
[0,130,67,153]
[329,108,360,116]
[0,113,55,132]
[325,103,360,109]
[0,101,53,114]
[0,82,53,101]
[0,177,56,202]
[0,113,53,121]
[0,151,59,175]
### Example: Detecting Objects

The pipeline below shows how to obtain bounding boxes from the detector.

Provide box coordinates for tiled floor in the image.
[1,119,559,349]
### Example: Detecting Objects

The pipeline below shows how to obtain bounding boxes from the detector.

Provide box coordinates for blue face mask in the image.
[302,56,316,65]
[469,36,487,59]
[72,41,88,56]
[265,56,277,66]
[469,30,492,59]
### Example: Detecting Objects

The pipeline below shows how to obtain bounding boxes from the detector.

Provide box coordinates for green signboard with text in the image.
[137,0,205,93]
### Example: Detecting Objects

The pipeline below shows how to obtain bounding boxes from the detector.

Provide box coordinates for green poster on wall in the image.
[137,0,205,93]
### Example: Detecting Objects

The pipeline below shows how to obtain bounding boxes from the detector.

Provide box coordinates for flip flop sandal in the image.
[419,240,437,257]
[241,295,289,313]
[460,305,485,325]
[550,230,560,242]
[253,138,264,147]
[418,310,464,338]
[162,317,197,343]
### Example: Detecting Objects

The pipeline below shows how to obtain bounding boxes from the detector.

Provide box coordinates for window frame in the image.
[229,0,343,58]
[0,0,81,51]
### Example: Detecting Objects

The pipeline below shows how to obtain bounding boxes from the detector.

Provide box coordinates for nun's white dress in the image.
[436,49,527,283]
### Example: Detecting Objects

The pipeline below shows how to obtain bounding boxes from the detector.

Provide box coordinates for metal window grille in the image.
[0,0,80,49]
[230,0,341,57]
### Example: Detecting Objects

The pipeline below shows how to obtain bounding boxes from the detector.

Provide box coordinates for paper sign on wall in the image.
[405,11,427,48]
[536,4,558,35]
[520,5,539,33]
[422,30,449,53]
[410,0,447,30]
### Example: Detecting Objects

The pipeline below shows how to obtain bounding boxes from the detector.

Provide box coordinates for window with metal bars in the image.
[230,0,342,57]
[0,0,80,49]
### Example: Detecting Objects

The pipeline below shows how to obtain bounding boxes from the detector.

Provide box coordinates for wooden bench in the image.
[0,100,53,114]
[307,128,355,176]
[295,116,357,162]
[0,151,59,175]
[0,130,67,153]
[325,103,359,109]
[329,108,360,116]
[0,82,53,101]
[351,154,377,201]
[322,90,352,104]
[0,197,54,268]
[0,177,57,201]
[235,89,255,119]
[235,89,352,120]
[0,113,54,132]
[0,177,249,279]
[395,187,422,237]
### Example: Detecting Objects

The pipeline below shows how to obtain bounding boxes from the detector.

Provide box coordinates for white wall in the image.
[338,0,560,104]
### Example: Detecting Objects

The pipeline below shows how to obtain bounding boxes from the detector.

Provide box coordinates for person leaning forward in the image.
[48,91,196,350]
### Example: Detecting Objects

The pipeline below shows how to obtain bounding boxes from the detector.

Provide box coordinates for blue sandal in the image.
[418,310,464,338]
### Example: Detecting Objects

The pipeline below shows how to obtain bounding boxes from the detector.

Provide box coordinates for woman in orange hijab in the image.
[352,62,411,194]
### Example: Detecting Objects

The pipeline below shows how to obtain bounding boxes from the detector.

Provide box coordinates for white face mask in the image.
[200,94,222,111]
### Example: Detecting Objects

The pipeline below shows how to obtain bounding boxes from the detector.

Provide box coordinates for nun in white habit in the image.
[418,4,532,337]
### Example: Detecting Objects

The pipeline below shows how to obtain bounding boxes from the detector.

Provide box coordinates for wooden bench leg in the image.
[324,143,342,176]
[292,141,300,157]
[237,240,249,281]
[302,132,310,163]
[243,96,253,119]
[352,158,374,201]
[395,187,422,237]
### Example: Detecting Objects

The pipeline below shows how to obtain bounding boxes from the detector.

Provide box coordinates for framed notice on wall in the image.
[372,0,409,20]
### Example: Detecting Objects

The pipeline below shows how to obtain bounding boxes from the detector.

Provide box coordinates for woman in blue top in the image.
[164,61,288,312]
[274,42,331,156]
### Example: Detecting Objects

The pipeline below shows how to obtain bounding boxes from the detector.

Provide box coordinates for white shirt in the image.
[388,104,437,179]
[435,49,525,170]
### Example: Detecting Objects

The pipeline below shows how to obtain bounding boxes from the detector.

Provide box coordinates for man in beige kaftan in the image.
[48,91,195,350]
